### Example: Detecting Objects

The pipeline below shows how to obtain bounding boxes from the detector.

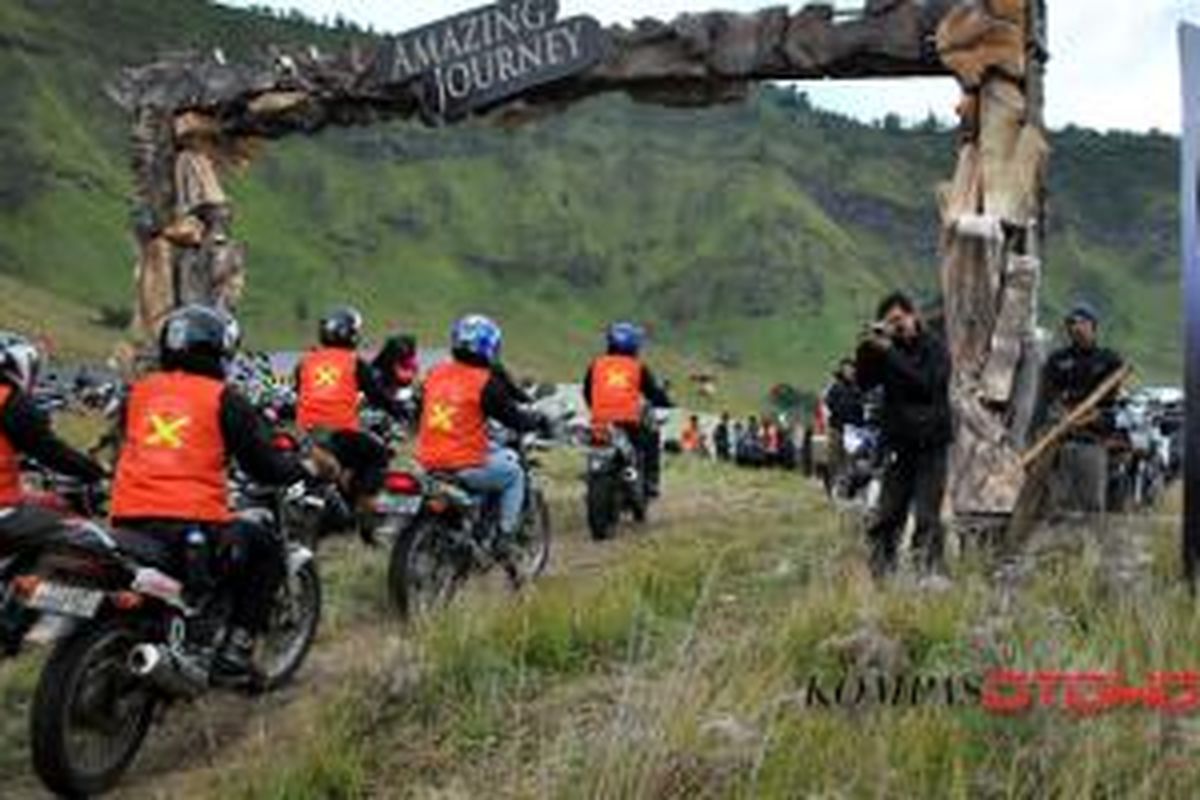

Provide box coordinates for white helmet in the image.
[0,332,41,393]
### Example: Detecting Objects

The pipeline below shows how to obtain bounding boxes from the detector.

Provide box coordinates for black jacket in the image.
[218,388,309,486]
[1,385,106,483]
[856,331,952,451]
[1036,343,1124,436]
[824,378,865,429]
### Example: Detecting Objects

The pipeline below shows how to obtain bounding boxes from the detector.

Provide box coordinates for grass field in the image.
[1,451,1192,799]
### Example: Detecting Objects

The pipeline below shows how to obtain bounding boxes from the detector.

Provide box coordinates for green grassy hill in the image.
[0,0,1183,410]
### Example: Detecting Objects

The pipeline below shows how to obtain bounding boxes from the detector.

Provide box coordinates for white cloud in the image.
[222,0,1200,132]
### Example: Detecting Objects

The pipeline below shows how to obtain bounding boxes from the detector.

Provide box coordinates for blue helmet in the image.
[451,314,503,364]
[606,322,643,356]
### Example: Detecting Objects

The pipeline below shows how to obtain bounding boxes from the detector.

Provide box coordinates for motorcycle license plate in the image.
[26,582,103,619]
[375,494,421,515]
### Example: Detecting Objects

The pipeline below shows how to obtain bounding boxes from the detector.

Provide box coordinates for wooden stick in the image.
[1019,362,1133,469]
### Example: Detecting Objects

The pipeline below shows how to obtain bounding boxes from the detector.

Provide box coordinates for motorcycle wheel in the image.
[629,479,648,525]
[586,473,618,541]
[257,560,322,691]
[512,489,551,581]
[389,516,468,621]
[30,618,157,797]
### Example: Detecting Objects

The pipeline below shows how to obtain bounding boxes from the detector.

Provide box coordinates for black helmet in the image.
[159,305,240,378]
[319,306,364,348]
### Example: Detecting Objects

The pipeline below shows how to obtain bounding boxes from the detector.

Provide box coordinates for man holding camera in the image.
[855,292,953,581]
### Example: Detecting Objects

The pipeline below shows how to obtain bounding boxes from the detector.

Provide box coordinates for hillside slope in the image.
[0,0,1182,407]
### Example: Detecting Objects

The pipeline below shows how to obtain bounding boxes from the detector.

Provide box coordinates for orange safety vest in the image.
[297,348,360,432]
[589,355,643,426]
[416,361,491,471]
[112,372,231,523]
[0,385,21,506]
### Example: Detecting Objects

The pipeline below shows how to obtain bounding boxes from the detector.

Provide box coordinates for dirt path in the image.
[2,460,789,798]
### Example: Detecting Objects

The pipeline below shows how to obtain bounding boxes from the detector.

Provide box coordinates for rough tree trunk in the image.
[937,0,1048,516]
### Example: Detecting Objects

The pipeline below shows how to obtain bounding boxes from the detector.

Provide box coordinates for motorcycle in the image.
[9,479,323,797]
[830,423,884,512]
[585,423,648,541]
[1108,397,1172,512]
[1,467,106,658]
[385,427,553,621]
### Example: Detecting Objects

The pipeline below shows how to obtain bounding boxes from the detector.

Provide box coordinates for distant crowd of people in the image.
[673,412,800,470]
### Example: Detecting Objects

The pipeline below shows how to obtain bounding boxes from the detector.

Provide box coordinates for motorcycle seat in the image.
[425,473,482,508]
[107,527,179,573]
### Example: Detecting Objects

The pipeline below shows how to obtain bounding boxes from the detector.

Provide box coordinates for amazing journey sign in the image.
[378,0,610,122]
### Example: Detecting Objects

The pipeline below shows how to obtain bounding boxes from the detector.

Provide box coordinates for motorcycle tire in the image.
[31,618,157,797]
[586,473,618,541]
[389,515,468,621]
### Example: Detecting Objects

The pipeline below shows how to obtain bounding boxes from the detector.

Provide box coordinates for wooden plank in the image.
[981,254,1039,403]
[1019,363,1134,468]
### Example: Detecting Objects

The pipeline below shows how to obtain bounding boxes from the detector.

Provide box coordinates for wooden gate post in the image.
[934,0,1049,518]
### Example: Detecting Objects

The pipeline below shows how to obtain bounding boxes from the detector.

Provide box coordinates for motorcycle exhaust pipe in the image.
[128,643,208,699]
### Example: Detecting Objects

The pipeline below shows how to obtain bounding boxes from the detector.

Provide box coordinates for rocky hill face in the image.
[0,0,1180,405]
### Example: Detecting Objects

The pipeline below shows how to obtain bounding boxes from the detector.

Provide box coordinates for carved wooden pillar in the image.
[131,110,246,342]
[936,0,1049,516]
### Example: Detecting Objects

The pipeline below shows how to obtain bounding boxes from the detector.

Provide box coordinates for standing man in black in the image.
[713,412,732,462]
[856,292,953,580]
[824,358,865,488]
[1035,304,1125,514]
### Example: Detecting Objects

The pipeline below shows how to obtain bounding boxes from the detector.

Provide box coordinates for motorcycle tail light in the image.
[385,471,422,496]
[272,433,298,452]
[427,497,449,514]
[110,591,144,611]
[11,575,41,601]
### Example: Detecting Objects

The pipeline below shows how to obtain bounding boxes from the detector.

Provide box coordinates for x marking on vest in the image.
[314,365,342,388]
[146,414,190,449]
[606,370,633,389]
[429,403,457,433]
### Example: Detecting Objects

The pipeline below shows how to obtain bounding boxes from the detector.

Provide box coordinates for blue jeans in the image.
[456,446,526,537]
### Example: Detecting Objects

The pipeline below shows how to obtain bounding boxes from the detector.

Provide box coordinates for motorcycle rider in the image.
[373,333,420,398]
[111,305,311,679]
[415,315,548,568]
[295,307,408,536]
[0,332,107,559]
[582,323,672,498]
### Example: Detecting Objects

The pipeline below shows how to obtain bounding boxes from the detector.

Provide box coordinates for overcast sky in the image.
[222,0,1200,133]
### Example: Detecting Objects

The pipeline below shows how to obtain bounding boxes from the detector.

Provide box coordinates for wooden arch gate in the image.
[111,0,1048,519]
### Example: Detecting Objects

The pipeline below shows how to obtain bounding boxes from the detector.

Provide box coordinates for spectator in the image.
[856,291,952,580]
[824,358,865,485]
[1034,303,1125,514]
[713,412,732,461]
[681,414,703,454]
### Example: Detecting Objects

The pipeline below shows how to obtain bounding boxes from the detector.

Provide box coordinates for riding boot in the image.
[354,496,381,547]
